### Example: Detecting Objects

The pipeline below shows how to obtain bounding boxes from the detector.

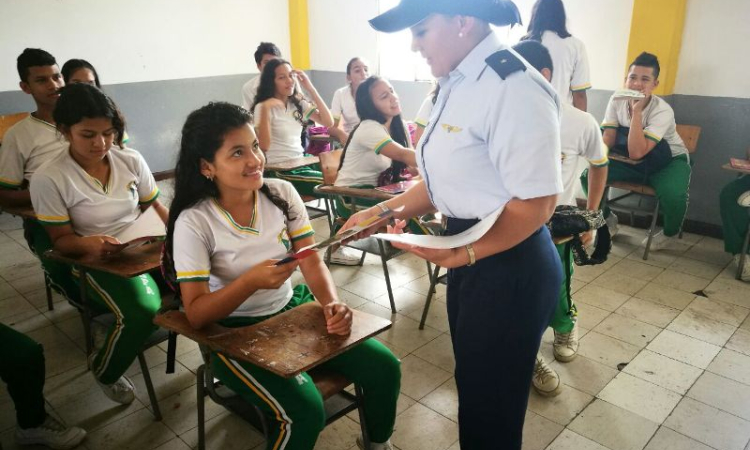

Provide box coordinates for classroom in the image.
[1,0,749,449]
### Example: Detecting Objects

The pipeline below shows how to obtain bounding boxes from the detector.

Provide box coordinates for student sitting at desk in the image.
[514,40,608,397]
[0,48,79,303]
[328,57,370,145]
[241,42,282,111]
[720,148,750,280]
[581,52,690,250]
[29,83,169,405]
[164,102,400,450]
[334,76,427,234]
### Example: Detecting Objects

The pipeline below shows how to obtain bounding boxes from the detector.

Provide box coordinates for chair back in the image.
[0,112,29,143]
[676,124,701,154]
[318,149,343,185]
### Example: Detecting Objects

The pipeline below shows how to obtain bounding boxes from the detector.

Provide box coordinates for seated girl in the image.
[328,57,370,145]
[252,58,332,198]
[334,76,427,234]
[164,102,400,450]
[29,83,168,404]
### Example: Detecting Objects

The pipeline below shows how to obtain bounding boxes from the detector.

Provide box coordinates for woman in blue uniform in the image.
[340,1,564,448]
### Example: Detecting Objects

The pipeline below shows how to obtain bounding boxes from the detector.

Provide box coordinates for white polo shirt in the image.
[30,147,160,236]
[558,103,609,207]
[241,75,261,111]
[254,99,317,165]
[173,179,314,317]
[601,94,688,158]
[414,94,435,129]
[417,32,563,220]
[0,115,67,189]
[331,85,359,133]
[541,31,592,105]
[334,120,394,187]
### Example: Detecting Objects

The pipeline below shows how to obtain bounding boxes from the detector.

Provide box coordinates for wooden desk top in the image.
[723,163,750,175]
[44,241,162,278]
[315,185,395,201]
[154,302,392,378]
[608,154,642,166]
[265,156,320,172]
[0,205,36,220]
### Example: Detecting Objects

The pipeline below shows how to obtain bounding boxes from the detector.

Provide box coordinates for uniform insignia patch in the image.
[441,124,463,134]
[486,50,526,80]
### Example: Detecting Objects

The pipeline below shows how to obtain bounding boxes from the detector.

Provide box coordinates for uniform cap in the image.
[369,0,521,33]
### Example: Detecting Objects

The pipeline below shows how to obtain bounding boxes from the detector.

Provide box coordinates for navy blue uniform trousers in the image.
[445,220,561,450]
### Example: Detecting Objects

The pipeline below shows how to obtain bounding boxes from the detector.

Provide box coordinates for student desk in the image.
[0,204,36,219]
[154,301,392,378]
[265,155,320,173]
[722,163,750,176]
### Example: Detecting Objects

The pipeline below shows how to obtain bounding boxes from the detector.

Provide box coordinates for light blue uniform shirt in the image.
[417,32,563,220]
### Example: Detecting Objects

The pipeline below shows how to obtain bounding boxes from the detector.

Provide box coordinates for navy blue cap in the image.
[369,0,521,33]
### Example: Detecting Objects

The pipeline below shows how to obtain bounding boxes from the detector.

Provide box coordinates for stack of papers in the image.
[612,89,646,100]
[111,207,166,249]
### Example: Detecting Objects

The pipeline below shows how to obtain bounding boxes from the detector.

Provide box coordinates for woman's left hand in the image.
[387,220,468,269]
[323,302,353,335]
[292,69,313,92]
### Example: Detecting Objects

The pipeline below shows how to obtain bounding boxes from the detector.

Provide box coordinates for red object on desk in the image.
[374,180,418,194]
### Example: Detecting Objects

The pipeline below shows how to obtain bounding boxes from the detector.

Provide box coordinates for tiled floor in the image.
[1,203,750,450]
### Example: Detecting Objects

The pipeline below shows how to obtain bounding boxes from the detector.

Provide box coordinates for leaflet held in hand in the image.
[111,207,166,248]
[373,204,505,249]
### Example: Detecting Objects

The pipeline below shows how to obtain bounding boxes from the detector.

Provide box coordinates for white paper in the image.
[612,88,646,100]
[113,206,166,244]
[372,204,505,249]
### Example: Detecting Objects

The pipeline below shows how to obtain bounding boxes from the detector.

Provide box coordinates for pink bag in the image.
[306,126,332,156]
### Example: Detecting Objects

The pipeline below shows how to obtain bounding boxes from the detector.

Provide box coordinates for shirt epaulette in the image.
[485,50,526,80]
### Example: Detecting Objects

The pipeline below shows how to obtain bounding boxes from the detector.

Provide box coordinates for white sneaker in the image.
[356,436,393,450]
[15,415,86,449]
[553,324,579,362]
[642,229,673,251]
[329,247,362,266]
[738,190,750,207]
[89,354,136,405]
[734,254,750,280]
[606,214,619,238]
[532,354,562,397]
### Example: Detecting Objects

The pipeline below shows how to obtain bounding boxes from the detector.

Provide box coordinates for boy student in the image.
[0,48,79,302]
[513,41,608,397]
[241,42,282,110]
[581,52,690,249]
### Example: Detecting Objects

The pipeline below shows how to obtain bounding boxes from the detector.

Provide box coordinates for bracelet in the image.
[465,244,476,266]
[376,203,390,214]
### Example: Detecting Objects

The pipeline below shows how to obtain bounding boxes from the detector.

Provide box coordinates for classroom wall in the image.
[0,0,289,171]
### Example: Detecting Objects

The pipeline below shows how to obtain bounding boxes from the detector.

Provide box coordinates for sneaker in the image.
[606,213,619,238]
[738,190,750,207]
[329,247,362,266]
[89,354,136,405]
[734,254,750,281]
[642,229,673,251]
[532,354,561,397]
[356,436,393,450]
[15,415,86,449]
[553,324,579,362]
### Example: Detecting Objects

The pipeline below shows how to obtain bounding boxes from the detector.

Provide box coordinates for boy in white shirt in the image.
[514,40,608,397]
[0,48,79,303]
[240,42,281,111]
[581,52,690,250]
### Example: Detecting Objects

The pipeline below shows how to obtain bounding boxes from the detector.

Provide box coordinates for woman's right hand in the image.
[82,235,124,258]
[242,259,299,290]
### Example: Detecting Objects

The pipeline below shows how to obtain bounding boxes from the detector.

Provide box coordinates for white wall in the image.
[675,0,750,99]
[0,0,289,91]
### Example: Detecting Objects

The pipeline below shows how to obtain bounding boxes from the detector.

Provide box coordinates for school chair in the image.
[0,112,29,144]
[195,347,372,450]
[603,124,701,260]
[314,150,408,314]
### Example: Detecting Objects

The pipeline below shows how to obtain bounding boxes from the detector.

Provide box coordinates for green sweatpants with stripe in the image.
[269,165,323,198]
[720,175,750,255]
[0,323,47,429]
[212,285,401,449]
[334,186,430,235]
[581,154,691,237]
[22,218,80,303]
[549,242,577,333]
[77,270,161,384]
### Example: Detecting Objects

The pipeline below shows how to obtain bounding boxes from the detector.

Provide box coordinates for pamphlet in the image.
[612,89,646,100]
[111,207,166,249]
[373,204,505,249]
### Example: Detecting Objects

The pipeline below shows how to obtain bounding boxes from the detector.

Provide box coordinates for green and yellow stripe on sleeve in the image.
[139,187,160,205]
[36,214,71,226]
[571,82,592,92]
[304,105,317,121]
[601,122,618,130]
[290,224,314,242]
[0,176,23,190]
[373,137,393,154]
[644,130,662,143]
[176,270,210,283]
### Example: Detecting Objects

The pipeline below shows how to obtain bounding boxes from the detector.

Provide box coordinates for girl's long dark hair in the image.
[61,58,102,88]
[53,83,125,148]
[522,0,571,42]
[163,102,291,292]
[251,58,306,125]
[339,76,410,174]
